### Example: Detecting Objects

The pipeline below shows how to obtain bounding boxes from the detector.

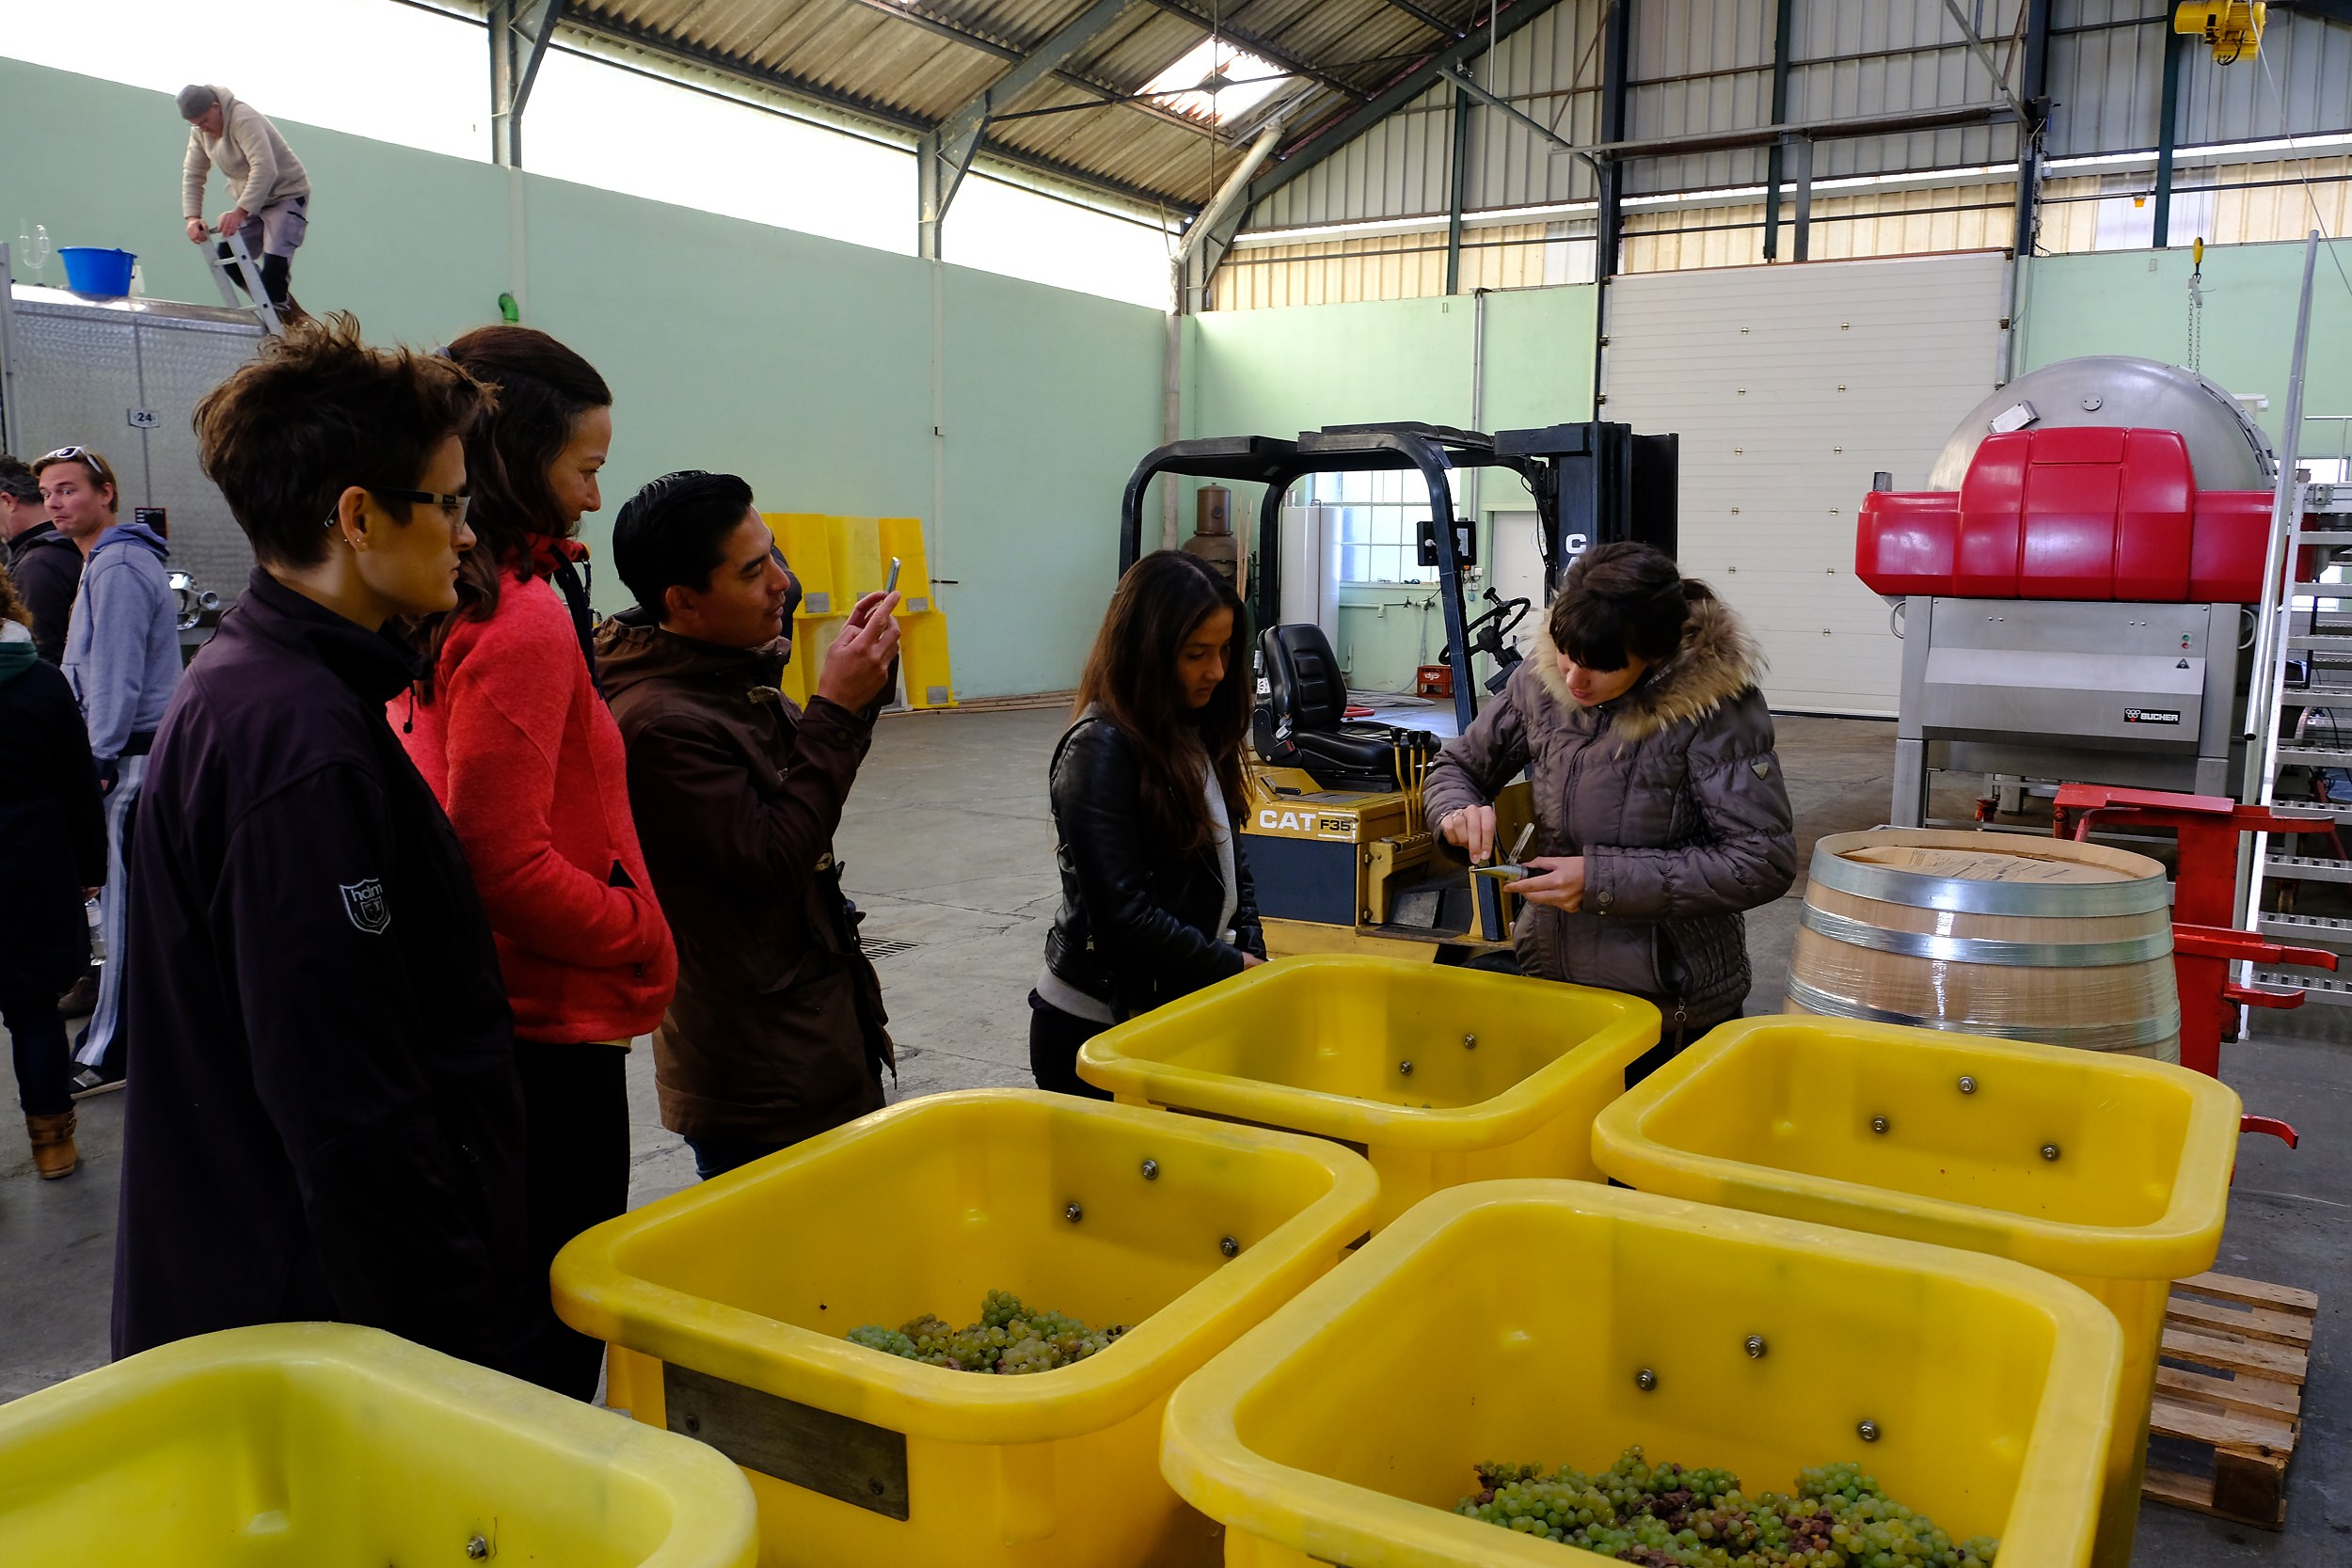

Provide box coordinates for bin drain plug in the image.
[1870,1116,1890,1134]
[1399,1059,1414,1075]
[1220,1236,1241,1258]
[1857,1420,1881,1443]
[1141,1159,1160,1180]
[1744,1335,1767,1358]
[467,1536,491,1560]
[2041,1143,2061,1162]
[1635,1368,1658,1391]
[1463,1033,1477,1050]
[1065,1202,1084,1222]
[1958,1076,1979,1095]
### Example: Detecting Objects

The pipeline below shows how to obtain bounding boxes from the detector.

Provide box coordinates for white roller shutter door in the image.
[1598,252,2010,715]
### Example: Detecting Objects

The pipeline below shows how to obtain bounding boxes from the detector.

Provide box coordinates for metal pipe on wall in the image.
[1164,115,1287,547]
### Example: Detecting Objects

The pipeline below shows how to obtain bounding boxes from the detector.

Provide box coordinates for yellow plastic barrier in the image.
[1077,957,1660,1230]
[880,515,956,709]
[1592,1016,2242,1568]
[552,1088,1376,1568]
[0,1322,758,1567]
[1162,1181,2122,1568]
[763,512,957,711]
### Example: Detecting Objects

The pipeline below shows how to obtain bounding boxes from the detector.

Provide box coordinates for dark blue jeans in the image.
[686,1134,792,1181]
[3,992,73,1117]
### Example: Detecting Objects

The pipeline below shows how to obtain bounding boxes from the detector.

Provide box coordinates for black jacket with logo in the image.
[113,569,541,1376]
[1042,716,1265,1020]
[6,520,85,664]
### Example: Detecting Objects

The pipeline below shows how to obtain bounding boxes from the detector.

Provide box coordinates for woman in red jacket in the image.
[396,325,676,1400]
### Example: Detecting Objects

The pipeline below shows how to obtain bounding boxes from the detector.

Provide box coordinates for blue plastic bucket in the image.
[58,247,136,297]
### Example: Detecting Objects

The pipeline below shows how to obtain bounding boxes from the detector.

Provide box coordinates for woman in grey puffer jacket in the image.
[1422,543,1796,1068]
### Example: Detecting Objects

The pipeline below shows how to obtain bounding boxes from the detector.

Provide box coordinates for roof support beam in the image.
[1938,0,2029,122]
[1761,0,1794,259]
[1248,0,1573,210]
[918,0,1138,259]
[1383,0,1468,39]
[1140,0,1371,102]
[558,8,1194,217]
[2153,23,2187,248]
[489,0,566,166]
[1595,0,1631,282]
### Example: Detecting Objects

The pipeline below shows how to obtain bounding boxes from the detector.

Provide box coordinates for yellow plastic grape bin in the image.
[0,1321,757,1567]
[551,1088,1377,1568]
[1164,1180,2122,1568]
[1077,956,1660,1231]
[1591,1016,2242,1568]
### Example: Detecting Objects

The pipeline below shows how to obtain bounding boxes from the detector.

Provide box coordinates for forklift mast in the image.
[1119,420,1677,732]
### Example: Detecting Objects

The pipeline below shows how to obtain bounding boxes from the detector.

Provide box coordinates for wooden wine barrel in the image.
[1786,829,2180,1062]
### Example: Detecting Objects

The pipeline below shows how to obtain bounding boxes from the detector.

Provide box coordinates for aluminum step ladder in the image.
[200,226,283,336]
[2237,237,2352,1002]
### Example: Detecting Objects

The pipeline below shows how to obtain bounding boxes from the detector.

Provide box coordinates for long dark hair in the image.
[410,325,611,686]
[1074,551,1250,853]
[1549,540,1716,672]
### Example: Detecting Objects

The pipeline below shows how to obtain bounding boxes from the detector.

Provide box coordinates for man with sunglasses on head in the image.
[113,317,546,1379]
[36,446,180,1093]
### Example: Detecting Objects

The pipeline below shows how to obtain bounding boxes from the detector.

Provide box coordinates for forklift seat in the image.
[1253,625,1439,792]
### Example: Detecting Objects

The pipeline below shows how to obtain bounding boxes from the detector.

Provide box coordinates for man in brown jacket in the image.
[1422,544,1796,1077]
[598,470,901,1179]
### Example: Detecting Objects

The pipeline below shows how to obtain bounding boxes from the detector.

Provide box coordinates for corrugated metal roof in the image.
[562,0,1491,210]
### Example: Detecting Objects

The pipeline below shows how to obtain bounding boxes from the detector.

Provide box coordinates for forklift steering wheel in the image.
[1465,587,1532,653]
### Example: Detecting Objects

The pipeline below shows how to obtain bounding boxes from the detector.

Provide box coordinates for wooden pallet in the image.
[2140,1271,2318,1528]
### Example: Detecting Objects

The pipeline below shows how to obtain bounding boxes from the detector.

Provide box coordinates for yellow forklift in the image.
[1119,421,1677,962]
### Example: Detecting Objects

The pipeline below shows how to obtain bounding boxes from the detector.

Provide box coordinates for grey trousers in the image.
[75,752,146,1069]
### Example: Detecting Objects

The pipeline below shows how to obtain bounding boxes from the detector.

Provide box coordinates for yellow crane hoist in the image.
[2175,2,2265,64]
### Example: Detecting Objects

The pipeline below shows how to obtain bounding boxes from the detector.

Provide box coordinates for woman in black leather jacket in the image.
[1032,551,1265,1095]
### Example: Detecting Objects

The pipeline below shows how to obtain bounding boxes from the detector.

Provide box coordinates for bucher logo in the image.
[2122,707,2182,726]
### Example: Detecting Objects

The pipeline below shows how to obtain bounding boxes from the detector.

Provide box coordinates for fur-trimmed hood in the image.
[1525,592,1768,744]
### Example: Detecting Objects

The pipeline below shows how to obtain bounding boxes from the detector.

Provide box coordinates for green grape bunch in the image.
[1454,1446,1998,1566]
[845,1291,1129,1375]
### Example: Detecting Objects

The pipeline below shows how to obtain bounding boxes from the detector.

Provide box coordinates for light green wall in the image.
[1,57,1164,697]
[2017,241,2352,456]
[1184,285,1597,690]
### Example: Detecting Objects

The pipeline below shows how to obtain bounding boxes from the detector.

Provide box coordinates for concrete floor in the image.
[1,706,2344,1562]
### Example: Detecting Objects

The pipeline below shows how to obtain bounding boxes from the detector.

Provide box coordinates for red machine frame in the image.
[2050,784,2335,1147]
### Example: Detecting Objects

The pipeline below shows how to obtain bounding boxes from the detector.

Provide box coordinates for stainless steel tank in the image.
[1927,356,2275,491]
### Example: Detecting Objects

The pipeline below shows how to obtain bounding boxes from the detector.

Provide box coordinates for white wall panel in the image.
[1597,251,2010,714]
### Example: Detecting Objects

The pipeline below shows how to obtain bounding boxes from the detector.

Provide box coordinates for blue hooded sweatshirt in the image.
[63,520,183,767]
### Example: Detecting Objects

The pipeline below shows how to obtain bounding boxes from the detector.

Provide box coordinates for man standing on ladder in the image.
[177,85,309,320]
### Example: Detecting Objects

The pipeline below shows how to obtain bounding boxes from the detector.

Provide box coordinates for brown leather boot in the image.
[26,1111,77,1180]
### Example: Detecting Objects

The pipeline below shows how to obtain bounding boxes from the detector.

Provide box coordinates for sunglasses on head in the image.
[40,446,112,485]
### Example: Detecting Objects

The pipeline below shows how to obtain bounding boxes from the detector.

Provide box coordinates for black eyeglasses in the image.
[366,486,471,522]
[39,446,112,484]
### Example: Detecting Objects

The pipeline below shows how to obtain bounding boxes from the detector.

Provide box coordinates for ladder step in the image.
[2284,634,2352,651]
[2275,744,2352,767]
[2263,853,2352,883]
[2258,912,2352,945]
[2251,969,2352,1002]
[2288,581,2352,595]
[2297,531,2352,545]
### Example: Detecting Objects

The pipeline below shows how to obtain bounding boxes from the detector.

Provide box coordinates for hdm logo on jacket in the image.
[340,879,391,935]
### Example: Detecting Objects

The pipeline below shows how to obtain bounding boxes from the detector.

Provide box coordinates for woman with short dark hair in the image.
[113,315,547,1376]
[394,325,675,1401]
[1422,541,1797,1079]
[1032,550,1265,1095]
